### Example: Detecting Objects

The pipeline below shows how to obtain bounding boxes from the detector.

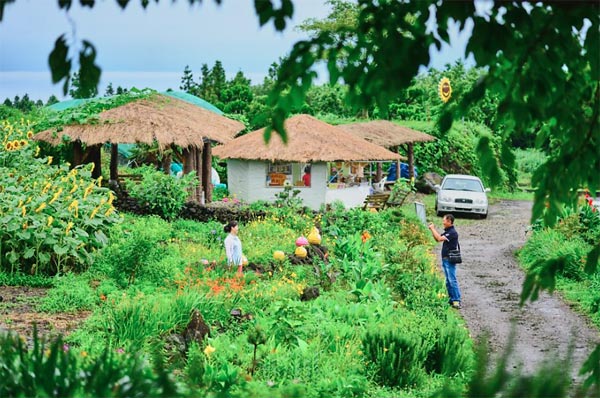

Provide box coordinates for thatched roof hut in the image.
[339,120,435,180]
[36,93,243,148]
[35,93,245,203]
[213,114,403,162]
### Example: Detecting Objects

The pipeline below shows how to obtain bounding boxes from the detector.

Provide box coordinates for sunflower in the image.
[4,142,13,151]
[438,77,452,103]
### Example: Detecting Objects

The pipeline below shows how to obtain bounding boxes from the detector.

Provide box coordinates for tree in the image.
[179,65,198,95]
[104,82,115,97]
[69,71,98,99]
[46,95,59,106]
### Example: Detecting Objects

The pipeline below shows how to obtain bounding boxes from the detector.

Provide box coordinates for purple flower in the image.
[116,348,125,354]
[63,344,69,352]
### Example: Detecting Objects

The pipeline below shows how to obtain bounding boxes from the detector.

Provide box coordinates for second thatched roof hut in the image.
[339,120,435,181]
[213,114,402,209]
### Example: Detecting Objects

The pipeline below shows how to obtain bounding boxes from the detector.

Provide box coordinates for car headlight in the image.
[441,195,452,202]
[475,198,487,205]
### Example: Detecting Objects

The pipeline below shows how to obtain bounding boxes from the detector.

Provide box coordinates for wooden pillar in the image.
[394,145,400,182]
[376,162,382,183]
[161,147,172,176]
[72,141,84,167]
[90,145,102,179]
[183,147,196,202]
[202,142,212,203]
[407,143,415,181]
[110,143,119,182]
[195,146,203,203]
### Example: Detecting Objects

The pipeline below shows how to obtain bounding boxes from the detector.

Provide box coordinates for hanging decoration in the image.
[438,77,452,103]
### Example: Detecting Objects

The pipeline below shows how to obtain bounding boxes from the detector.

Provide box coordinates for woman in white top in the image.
[223,221,243,273]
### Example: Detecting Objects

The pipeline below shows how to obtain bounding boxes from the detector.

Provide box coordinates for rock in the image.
[415,172,443,194]
[183,309,210,347]
[300,286,320,301]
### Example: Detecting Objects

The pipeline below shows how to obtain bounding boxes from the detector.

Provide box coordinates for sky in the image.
[0,1,472,102]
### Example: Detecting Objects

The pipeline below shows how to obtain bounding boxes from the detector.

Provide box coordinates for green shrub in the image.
[127,166,198,220]
[519,229,590,282]
[0,271,53,287]
[39,273,97,313]
[0,328,181,398]
[93,216,172,287]
[424,318,473,376]
[362,325,426,388]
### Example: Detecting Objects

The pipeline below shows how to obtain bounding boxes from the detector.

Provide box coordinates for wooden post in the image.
[196,147,204,203]
[183,147,196,202]
[202,142,212,203]
[110,143,119,182]
[72,141,84,167]
[407,143,415,181]
[90,145,102,179]
[376,162,382,183]
[161,147,172,176]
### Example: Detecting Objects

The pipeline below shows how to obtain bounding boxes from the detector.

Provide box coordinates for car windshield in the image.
[442,178,484,192]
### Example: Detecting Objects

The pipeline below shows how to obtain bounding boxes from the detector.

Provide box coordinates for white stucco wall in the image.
[227,160,372,210]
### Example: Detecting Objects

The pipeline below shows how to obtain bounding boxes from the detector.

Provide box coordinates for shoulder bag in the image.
[448,243,462,264]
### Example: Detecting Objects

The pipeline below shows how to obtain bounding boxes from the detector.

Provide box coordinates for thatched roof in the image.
[339,120,435,147]
[213,114,403,162]
[35,94,244,148]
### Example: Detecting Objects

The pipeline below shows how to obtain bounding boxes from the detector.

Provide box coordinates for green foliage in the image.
[519,229,591,303]
[102,289,204,348]
[40,273,97,313]
[0,271,53,288]
[0,328,181,398]
[0,118,121,275]
[92,215,176,287]
[273,185,304,209]
[362,325,426,388]
[127,166,199,220]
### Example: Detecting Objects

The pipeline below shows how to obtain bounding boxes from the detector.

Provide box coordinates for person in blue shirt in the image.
[428,214,462,309]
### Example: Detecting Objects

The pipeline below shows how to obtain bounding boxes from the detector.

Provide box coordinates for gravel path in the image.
[440,200,599,381]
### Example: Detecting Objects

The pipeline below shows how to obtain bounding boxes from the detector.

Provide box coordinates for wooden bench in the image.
[387,184,413,207]
[362,192,391,210]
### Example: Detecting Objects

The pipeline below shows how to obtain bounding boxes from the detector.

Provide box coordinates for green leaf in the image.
[585,244,600,275]
[53,245,69,256]
[23,247,35,259]
[48,35,72,95]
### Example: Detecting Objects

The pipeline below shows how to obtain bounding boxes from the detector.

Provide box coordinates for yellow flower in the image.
[204,345,216,357]
[22,222,28,230]
[107,191,114,205]
[438,77,452,103]
[47,156,53,165]
[21,206,26,217]
[35,203,46,213]
[65,222,74,235]
[90,207,99,219]
[34,146,40,156]
[83,185,94,199]
[49,188,63,204]
[47,216,54,227]
[96,176,103,187]
[104,206,115,217]
[69,184,78,194]
[4,142,12,151]
[27,131,33,139]
[80,351,88,358]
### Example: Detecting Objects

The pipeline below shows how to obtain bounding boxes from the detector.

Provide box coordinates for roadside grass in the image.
[555,277,600,330]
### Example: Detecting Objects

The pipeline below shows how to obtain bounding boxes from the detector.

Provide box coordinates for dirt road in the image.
[448,200,599,380]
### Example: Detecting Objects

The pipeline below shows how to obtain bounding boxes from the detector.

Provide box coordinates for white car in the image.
[434,174,490,219]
